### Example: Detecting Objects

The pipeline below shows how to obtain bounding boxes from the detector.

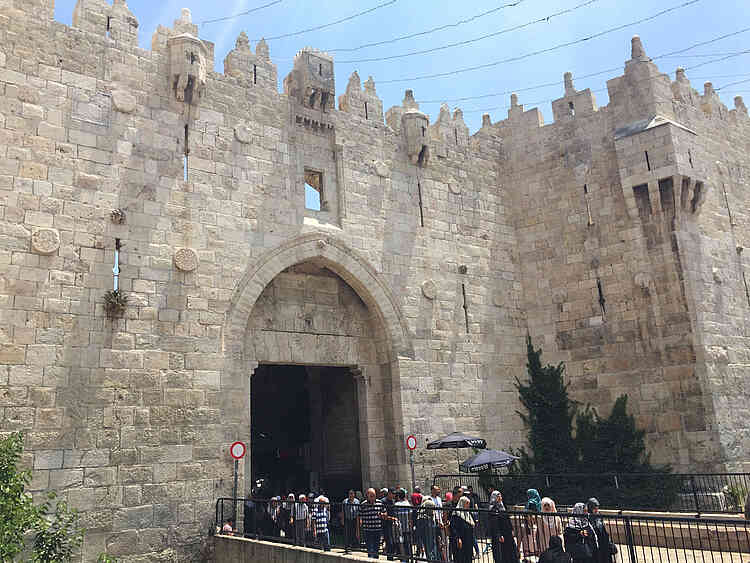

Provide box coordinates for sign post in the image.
[406,435,417,492]
[230,441,246,525]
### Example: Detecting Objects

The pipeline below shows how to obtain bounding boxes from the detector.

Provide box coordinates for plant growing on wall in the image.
[103,289,128,318]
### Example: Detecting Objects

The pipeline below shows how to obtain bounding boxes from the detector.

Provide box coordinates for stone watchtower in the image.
[284,48,336,111]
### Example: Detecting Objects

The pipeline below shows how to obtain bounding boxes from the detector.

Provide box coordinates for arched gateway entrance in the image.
[224,235,413,498]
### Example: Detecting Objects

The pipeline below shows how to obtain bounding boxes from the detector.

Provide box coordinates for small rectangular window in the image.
[304,169,323,211]
[658,178,675,216]
[691,181,703,213]
[633,184,652,220]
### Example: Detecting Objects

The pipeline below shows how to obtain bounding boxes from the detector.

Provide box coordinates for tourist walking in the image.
[450,495,476,563]
[312,496,331,551]
[563,503,598,563]
[243,494,257,537]
[539,497,564,550]
[417,496,438,560]
[467,485,482,558]
[394,489,413,562]
[382,487,398,560]
[293,494,310,546]
[587,498,616,563]
[539,536,571,563]
[359,488,387,559]
[342,489,361,549]
[519,490,542,562]
[281,493,294,538]
[488,490,520,563]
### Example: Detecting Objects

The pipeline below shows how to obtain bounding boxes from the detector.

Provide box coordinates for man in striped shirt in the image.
[359,488,387,559]
[293,494,309,546]
[312,496,331,551]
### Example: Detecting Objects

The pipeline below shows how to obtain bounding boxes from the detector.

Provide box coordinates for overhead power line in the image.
[338,0,599,64]
[378,0,702,84]
[253,0,398,42]
[416,27,750,104]
[201,0,283,25]
[456,50,750,116]
[717,77,750,91]
[327,0,525,53]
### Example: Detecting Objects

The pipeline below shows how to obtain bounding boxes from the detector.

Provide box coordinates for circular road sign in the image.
[406,435,418,451]
[230,441,246,460]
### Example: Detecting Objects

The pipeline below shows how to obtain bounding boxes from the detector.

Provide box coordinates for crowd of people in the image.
[220,485,619,563]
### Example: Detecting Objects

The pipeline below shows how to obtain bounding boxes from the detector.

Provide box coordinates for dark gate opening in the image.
[251,364,362,501]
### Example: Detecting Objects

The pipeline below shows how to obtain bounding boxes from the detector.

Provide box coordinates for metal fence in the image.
[433,473,750,513]
[214,497,750,563]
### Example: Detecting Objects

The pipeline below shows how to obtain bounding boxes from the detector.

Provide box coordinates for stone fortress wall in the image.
[0,0,747,560]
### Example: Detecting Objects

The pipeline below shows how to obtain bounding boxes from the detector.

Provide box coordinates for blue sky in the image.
[54,0,749,132]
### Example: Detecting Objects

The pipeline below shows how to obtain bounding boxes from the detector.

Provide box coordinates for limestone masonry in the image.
[0,0,749,560]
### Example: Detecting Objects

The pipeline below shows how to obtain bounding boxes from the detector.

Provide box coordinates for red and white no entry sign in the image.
[230,441,246,460]
[406,435,417,451]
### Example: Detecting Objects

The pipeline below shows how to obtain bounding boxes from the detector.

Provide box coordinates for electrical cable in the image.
[201,0,282,25]
[326,0,525,53]
[454,50,750,115]
[415,28,750,104]
[377,0,702,84]
[252,0,398,42]
[337,0,599,64]
[717,77,750,91]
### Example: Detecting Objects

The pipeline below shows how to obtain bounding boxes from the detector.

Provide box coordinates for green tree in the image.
[0,432,41,561]
[33,493,84,563]
[576,395,653,473]
[0,432,86,562]
[514,336,579,473]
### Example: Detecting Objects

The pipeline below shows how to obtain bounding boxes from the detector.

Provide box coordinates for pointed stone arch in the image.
[224,233,413,366]
[222,234,414,489]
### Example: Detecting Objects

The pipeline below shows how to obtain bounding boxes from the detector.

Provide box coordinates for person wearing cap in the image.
[410,487,424,558]
[342,489,361,549]
[587,498,615,563]
[293,494,310,546]
[382,487,398,560]
[312,495,331,551]
[280,493,294,538]
[394,488,413,562]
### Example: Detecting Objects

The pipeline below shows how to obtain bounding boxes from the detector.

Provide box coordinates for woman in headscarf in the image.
[488,490,519,563]
[539,497,564,550]
[450,495,476,563]
[519,489,542,562]
[563,503,597,563]
[526,489,543,513]
[586,498,616,563]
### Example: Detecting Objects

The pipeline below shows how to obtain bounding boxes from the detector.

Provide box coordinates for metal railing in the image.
[214,497,750,563]
[433,473,750,513]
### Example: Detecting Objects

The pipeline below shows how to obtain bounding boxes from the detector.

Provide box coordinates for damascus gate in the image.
[0,0,749,560]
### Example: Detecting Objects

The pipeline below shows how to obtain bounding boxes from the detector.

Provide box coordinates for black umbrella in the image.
[459,449,518,473]
[427,432,487,450]
[427,432,487,471]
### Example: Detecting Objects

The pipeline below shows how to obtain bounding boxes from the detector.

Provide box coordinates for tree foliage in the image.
[515,337,669,474]
[0,432,40,561]
[33,493,85,562]
[514,336,579,473]
[0,432,85,562]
